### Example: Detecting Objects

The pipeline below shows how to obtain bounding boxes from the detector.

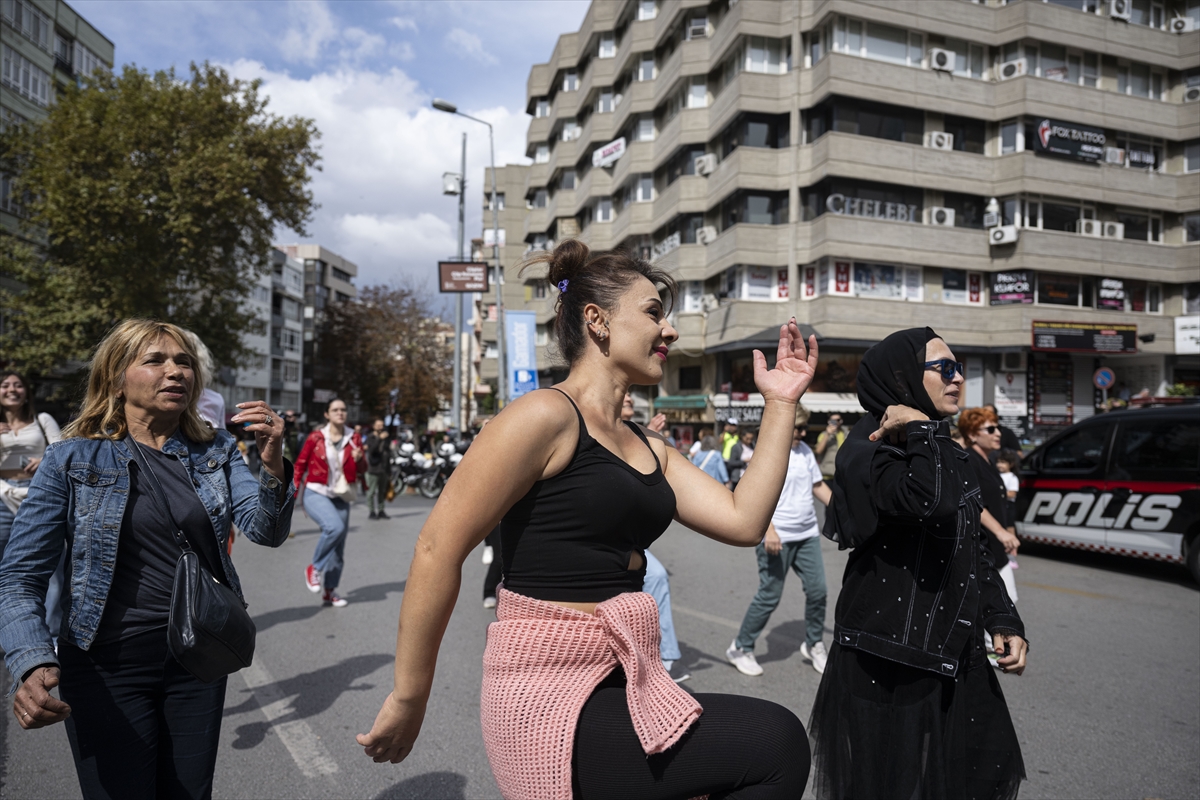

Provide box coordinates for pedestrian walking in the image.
[0,319,293,800]
[365,418,391,520]
[812,327,1026,800]
[811,414,846,481]
[295,398,364,608]
[983,404,1022,454]
[358,240,819,798]
[690,435,730,487]
[0,372,64,639]
[725,428,755,488]
[727,420,831,677]
[687,425,712,458]
[720,416,740,459]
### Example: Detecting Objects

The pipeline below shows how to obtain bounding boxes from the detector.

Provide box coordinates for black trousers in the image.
[483,527,503,599]
[572,670,810,799]
[58,628,227,800]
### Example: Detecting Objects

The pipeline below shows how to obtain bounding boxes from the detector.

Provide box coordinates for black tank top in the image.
[501,388,677,602]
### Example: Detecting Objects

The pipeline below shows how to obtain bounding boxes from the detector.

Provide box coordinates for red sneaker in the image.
[304,564,321,593]
[322,590,348,608]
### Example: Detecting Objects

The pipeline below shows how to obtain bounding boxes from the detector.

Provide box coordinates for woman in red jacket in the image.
[294,398,364,607]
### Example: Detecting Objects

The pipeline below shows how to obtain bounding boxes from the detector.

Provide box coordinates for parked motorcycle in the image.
[391,441,440,497]
[418,441,463,499]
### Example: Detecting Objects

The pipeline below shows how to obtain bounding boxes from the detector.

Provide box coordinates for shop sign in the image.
[1031,321,1137,354]
[1176,315,1200,355]
[994,371,1027,417]
[1033,118,1106,163]
[1127,148,1156,168]
[1097,278,1126,311]
[944,270,981,304]
[803,265,816,298]
[505,311,540,402]
[854,263,904,300]
[592,137,626,168]
[825,193,919,223]
[990,270,1034,306]
[777,269,789,299]
[969,273,981,303]
[438,261,489,293]
[834,261,851,294]
[652,231,681,260]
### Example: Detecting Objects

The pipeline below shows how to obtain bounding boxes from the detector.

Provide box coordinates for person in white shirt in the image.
[726,422,832,676]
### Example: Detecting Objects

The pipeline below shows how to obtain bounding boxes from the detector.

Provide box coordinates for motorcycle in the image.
[418,442,463,499]
[391,441,440,497]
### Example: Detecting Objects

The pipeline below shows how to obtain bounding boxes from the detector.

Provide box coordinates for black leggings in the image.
[572,672,810,799]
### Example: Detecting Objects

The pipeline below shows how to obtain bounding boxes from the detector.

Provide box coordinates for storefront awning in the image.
[654,395,709,410]
[712,392,864,414]
[706,323,821,354]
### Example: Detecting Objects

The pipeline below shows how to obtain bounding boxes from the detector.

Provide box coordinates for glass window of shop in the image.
[720,112,789,156]
[1037,272,1097,308]
[801,178,922,223]
[942,269,984,304]
[722,190,788,227]
[804,96,921,146]
[943,192,986,229]
[944,115,986,155]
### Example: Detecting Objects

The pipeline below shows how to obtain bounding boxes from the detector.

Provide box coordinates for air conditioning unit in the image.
[1110,0,1132,21]
[1104,147,1126,165]
[694,154,717,176]
[924,207,956,226]
[696,225,718,245]
[1185,86,1200,103]
[983,211,1000,228]
[700,293,720,312]
[1103,221,1125,238]
[924,131,955,151]
[989,225,1019,246]
[1170,16,1197,33]
[1002,351,1026,372]
[929,48,954,72]
[1077,218,1103,237]
[996,59,1027,81]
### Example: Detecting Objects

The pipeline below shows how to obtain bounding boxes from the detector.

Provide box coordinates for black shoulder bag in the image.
[126,436,256,683]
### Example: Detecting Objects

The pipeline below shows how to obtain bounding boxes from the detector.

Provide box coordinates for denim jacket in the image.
[0,430,296,692]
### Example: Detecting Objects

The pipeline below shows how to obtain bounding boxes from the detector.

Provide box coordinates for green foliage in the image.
[1165,382,1197,397]
[318,285,453,425]
[0,63,320,375]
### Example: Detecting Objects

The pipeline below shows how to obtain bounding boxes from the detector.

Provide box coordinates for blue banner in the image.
[505,310,539,402]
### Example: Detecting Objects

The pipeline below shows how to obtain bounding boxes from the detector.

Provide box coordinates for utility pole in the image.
[451,132,466,434]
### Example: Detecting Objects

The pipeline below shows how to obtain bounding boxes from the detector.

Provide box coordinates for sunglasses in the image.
[924,359,965,380]
[981,425,999,434]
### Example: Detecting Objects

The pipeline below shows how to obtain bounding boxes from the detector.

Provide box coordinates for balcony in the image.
[610,198,657,243]
[703,223,790,277]
[650,175,708,230]
[525,116,552,150]
[708,71,792,133]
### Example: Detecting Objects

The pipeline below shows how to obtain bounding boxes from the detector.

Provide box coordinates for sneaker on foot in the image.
[368,511,379,520]
[377,511,389,520]
[304,564,322,593]
[483,596,497,609]
[482,545,494,565]
[322,590,348,608]
[725,640,764,676]
[801,641,828,674]
[663,660,691,683]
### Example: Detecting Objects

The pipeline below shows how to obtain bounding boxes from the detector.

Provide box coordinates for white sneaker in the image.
[482,545,494,565]
[801,641,828,674]
[725,640,764,676]
[483,596,497,609]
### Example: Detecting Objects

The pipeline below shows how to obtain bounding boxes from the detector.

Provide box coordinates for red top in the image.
[293,427,363,489]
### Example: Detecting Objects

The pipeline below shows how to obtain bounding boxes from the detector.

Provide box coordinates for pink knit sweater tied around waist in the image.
[481,587,703,800]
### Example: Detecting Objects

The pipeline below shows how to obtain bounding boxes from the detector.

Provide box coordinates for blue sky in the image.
[73,0,590,295]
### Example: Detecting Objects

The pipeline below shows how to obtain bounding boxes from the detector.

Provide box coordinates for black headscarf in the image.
[823,327,944,549]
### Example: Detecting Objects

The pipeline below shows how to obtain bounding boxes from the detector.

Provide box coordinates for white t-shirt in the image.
[1000,471,1019,495]
[0,413,62,471]
[688,440,703,458]
[305,424,352,497]
[771,442,823,543]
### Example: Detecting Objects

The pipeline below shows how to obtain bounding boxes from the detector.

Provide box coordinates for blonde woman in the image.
[0,319,295,800]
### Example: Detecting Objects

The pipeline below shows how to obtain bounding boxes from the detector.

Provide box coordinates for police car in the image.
[1015,405,1200,582]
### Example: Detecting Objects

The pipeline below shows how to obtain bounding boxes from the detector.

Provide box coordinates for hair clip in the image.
[557,279,569,293]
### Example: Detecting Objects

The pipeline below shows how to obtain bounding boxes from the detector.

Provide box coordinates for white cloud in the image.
[278,0,338,65]
[389,41,415,62]
[339,27,386,63]
[224,59,529,291]
[444,27,497,65]
[389,16,418,33]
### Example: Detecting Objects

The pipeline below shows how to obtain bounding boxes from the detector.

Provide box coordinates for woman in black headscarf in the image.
[811,328,1027,800]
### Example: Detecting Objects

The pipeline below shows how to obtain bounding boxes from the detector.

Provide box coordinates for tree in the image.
[0,63,319,375]
[318,285,453,426]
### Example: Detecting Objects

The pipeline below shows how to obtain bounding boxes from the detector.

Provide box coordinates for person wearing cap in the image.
[720,417,740,460]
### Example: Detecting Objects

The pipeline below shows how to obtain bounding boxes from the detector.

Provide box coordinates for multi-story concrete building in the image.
[275,243,359,423]
[491,0,1199,444]
[1,0,113,231]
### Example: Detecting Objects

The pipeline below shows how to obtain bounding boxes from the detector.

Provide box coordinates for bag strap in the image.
[699,451,716,470]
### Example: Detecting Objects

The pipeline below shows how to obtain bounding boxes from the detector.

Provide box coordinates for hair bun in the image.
[546,239,589,285]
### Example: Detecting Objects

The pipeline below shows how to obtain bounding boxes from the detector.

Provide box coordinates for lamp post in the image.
[433,98,506,410]
[441,132,467,434]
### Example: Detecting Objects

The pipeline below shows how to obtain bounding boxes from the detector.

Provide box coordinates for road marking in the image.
[240,660,339,778]
[673,603,804,648]
[1021,581,1114,600]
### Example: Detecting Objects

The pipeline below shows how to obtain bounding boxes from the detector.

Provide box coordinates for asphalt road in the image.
[2,494,1197,799]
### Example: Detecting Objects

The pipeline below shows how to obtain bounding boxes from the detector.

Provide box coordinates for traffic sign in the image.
[1093,367,1116,390]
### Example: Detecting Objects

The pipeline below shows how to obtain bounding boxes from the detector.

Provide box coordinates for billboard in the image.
[990,270,1034,305]
[592,137,627,168]
[1033,118,1106,163]
[438,262,489,293]
[1031,321,1137,354]
[505,310,539,402]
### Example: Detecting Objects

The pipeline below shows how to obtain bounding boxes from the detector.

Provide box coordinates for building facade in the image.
[493,0,1199,444]
[1,0,113,231]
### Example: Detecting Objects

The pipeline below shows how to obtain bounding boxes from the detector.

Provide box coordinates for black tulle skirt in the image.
[808,642,1024,800]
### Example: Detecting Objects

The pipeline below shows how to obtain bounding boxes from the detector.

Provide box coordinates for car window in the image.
[1042,424,1111,472]
[1114,417,1200,475]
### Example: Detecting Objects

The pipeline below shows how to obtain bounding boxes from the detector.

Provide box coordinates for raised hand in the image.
[752,318,819,405]
[231,401,285,480]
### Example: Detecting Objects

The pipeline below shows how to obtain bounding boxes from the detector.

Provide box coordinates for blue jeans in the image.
[305,490,350,591]
[735,536,827,651]
[643,550,680,663]
[0,483,63,639]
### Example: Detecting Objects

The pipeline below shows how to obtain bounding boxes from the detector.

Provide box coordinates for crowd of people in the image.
[0,240,1030,800]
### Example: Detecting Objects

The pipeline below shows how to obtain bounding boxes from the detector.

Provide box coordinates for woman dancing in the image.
[812,327,1027,800]
[359,240,818,799]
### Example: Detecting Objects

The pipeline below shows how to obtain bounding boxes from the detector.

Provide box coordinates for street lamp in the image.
[433,98,506,410]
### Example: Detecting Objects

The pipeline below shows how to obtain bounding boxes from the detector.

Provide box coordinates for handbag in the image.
[126,437,256,683]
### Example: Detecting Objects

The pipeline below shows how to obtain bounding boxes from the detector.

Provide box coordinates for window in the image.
[635,174,653,202]
[1,44,51,106]
[661,145,707,185]
[1118,62,1164,99]
[723,112,790,155]
[597,90,614,113]
[942,269,984,304]
[678,366,702,390]
[253,285,271,304]
[1037,272,1086,307]
[595,197,613,222]
[331,266,352,283]
[638,53,655,81]
[1115,418,1199,476]
[744,36,790,74]
[534,98,550,117]
[534,143,550,163]
[944,115,986,155]
[1185,212,1200,243]
[943,192,987,228]
[0,106,25,132]
[1185,141,1200,173]
[275,328,302,352]
[685,14,708,40]
[687,78,707,109]
[484,341,498,359]
[635,115,654,142]
[528,189,548,209]
[1000,119,1020,154]
[833,17,925,68]
[598,32,615,59]
[486,193,505,211]
[73,42,104,77]
[563,70,578,92]
[1042,424,1110,472]
[722,190,788,227]
[1117,210,1162,243]
[638,0,657,21]
[943,37,985,78]
[561,118,579,141]
[2,0,51,51]
[559,170,576,191]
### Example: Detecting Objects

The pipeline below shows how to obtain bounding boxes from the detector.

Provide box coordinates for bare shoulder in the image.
[476,390,579,452]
